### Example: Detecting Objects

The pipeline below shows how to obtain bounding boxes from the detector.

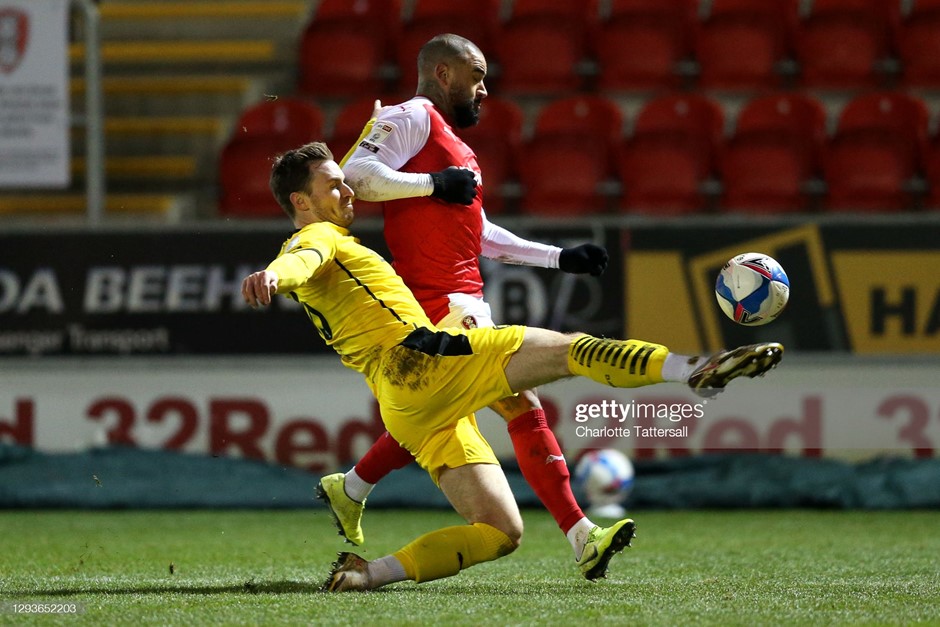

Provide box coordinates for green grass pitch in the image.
[1,509,939,625]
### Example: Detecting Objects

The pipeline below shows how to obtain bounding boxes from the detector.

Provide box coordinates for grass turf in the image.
[1,509,938,625]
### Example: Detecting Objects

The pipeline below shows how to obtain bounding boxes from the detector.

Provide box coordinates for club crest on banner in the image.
[0,8,29,75]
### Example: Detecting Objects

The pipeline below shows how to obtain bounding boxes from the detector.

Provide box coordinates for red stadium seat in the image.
[516,135,613,216]
[720,93,827,213]
[297,29,391,98]
[607,0,695,22]
[532,95,624,168]
[395,0,501,93]
[507,0,599,38]
[218,99,325,218]
[897,0,940,86]
[695,0,793,89]
[926,138,940,209]
[409,0,500,25]
[455,97,524,215]
[823,92,929,212]
[493,20,588,94]
[793,0,895,89]
[218,137,293,217]
[594,0,696,90]
[236,97,323,139]
[313,0,402,24]
[296,0,401,97]
[618,93,724,214]
[517,95,623,215]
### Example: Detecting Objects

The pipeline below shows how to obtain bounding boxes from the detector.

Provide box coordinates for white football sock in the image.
[661,352,707,383]
[567,517,596,560]
[343,468,374,503]
[367,555,408,587]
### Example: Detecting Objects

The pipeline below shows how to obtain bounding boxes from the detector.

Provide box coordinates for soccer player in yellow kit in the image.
[324,35,620,579]
[241,142,784,591]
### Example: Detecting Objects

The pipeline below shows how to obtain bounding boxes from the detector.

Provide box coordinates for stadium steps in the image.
[99,1,308,19]
[72,156,199,180]
[97,1,311,39]
[43,1,312,221]
[0,193,182,220]
[100,116,222,136]
[72,75,252,96]
[42,1,314,220]
[70,76,258,116]
[69,40,279,67]
[72,116,226,158]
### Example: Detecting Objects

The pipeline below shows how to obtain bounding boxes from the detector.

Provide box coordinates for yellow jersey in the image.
[267,221,433,380]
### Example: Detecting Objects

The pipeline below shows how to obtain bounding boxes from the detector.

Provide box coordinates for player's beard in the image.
[451,93,482,129]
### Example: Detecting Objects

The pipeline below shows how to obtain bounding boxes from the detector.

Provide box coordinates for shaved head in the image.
[417,34,482,80]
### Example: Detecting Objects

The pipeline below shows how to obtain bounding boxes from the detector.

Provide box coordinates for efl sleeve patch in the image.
[359,121,395,153]
[368,122,394,144]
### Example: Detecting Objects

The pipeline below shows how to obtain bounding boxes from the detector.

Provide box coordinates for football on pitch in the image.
[574,448,635,518]
[715,252,790,326]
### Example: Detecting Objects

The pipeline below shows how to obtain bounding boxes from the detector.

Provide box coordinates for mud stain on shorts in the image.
[382,344,439,392]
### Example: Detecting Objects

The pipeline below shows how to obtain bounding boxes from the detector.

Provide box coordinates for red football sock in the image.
[507,409,585,534]
[354,431,415,484]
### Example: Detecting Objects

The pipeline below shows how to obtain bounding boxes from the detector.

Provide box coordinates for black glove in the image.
[559,244,609,276]
[430,167,477,205]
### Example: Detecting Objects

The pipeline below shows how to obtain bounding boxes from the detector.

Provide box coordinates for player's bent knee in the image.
[477,513,523,549]
[509,521,524,548]
[499,523,523,551]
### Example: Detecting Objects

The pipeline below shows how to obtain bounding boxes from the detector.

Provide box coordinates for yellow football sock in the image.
[393,522,514,583]
[568,335,668,387]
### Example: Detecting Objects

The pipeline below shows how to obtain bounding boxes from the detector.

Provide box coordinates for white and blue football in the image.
[574,449,635,517]
[715,252,790,326]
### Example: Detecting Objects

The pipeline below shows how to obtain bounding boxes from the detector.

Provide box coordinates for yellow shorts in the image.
[373,324,526,483]
[411,413,498,485]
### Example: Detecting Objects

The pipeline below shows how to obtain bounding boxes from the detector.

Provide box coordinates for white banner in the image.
[0,0,70,187]
[2,356,939,469]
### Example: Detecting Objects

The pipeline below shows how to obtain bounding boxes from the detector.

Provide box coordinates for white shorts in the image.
[436,292,495,330]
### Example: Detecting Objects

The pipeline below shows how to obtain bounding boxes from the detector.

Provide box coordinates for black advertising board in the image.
[5,219,939,357]
[1,228,315,355]
[0,224,623,356]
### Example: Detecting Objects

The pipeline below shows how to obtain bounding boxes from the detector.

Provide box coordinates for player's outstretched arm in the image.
[242,270,279,308]
[480,217,609,276]
[243,249,327,308]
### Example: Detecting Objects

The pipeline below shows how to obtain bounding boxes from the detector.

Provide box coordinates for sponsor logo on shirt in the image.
[358,141,379,154]
[367,122,394,145]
